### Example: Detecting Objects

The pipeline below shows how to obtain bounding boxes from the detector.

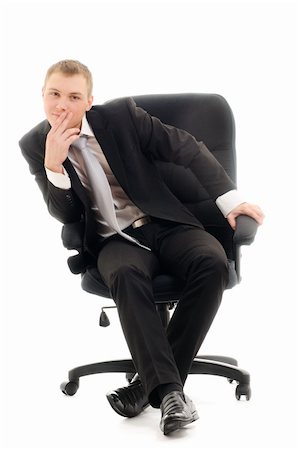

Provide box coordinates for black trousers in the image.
[97,219,229,407]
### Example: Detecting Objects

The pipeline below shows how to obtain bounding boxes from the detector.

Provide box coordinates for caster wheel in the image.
[125,372,136,383]
[235,383,251,401]
[60,380,79,396]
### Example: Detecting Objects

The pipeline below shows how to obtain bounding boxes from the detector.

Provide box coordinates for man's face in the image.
[42,72,93,129]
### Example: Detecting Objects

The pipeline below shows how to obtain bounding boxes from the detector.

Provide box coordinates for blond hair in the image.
[44,60,93,96]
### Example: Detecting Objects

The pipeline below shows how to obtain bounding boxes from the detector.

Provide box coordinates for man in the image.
[20,60,264,436]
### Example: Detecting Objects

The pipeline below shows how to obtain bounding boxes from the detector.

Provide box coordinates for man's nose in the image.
[56,99,69,111]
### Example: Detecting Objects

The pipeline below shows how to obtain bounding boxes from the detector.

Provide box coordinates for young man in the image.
[20,60,264,436]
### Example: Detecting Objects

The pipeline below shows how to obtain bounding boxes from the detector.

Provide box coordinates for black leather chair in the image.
[60,93,258,401]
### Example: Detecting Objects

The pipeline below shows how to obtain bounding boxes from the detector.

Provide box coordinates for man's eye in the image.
[50,92,59,96]
[71,96,80,101]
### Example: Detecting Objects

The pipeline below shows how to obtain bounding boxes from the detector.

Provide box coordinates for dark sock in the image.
[157,383,183,402]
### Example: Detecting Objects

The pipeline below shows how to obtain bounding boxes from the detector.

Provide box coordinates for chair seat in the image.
[81,259,237,302]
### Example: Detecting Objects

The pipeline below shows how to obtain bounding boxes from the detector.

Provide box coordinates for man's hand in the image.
[44,111,81,173]
[227,202,265,230]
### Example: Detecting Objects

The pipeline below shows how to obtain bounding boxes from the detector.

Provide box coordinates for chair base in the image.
[60,355,251,401]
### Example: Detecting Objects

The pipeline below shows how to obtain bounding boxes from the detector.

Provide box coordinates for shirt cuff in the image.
[216,190,246,217]
[45,167,71,189]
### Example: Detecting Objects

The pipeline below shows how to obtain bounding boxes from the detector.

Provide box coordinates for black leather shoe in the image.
[106,379,149,418]
[160,391,199,435]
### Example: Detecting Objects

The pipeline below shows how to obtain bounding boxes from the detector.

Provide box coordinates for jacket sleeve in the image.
[126,98,236,200]
[19,126,84,224]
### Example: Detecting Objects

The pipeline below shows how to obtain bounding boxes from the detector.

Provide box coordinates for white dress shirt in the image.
[45,116,245,237]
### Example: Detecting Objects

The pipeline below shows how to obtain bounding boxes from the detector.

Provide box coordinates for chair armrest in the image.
[61,221,84,250]
[61,222,88,274]
[233,215,259,246]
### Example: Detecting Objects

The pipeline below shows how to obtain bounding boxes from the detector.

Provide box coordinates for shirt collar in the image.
[81,114,95,137]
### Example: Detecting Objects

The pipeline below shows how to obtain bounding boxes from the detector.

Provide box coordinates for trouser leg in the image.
[97,238,183,406]
[156,226,229,385]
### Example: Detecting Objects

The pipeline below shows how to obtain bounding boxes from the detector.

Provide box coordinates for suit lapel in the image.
[63,158,91,207]
[86,109,128,189]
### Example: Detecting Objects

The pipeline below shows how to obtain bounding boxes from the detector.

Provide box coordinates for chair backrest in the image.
[133,93,236,179]
[131,93,237,259]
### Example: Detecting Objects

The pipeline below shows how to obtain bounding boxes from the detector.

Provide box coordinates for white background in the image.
[1,0,297,449]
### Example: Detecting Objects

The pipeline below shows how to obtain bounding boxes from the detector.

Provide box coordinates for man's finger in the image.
[50,111,68,131]
[63,127,81,140]
[242,205,265,225]
[52,111,73,133]
[67,133,83,146]
[227,214,236,230]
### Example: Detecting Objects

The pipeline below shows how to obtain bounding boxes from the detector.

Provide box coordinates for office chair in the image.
[60,93,258,402]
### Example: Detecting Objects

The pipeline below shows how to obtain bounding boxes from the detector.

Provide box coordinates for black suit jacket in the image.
[19,97,236,258]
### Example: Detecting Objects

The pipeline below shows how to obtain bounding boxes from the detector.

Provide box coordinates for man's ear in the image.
[86,95,94,111]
